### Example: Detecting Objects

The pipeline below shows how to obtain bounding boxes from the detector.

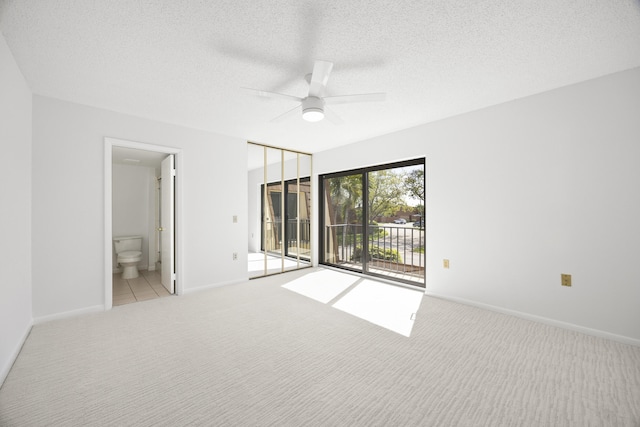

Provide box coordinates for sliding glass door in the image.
[286,178,311,260]
[322,173,364,271]
[261,177,311,260]
[248,142,312,278]
[320,159,425,287]
[263,181,282,255]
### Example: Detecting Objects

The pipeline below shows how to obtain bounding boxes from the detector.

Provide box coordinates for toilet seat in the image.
[118,250,142,262]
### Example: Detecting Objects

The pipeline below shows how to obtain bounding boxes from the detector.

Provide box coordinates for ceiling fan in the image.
[242,60,385,124]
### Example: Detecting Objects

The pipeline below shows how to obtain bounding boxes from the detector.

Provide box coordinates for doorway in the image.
[104,137,182,309]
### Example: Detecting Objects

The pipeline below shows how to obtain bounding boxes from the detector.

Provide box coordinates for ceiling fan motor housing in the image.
[302,96,325,121]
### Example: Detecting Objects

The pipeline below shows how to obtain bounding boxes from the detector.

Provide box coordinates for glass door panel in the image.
[263,182,282,254]
[248,143,312,278]
[286,177,311,261]
[247,143,265,278]
[367,164,425,284]
[296,154,312,262]
[322,174,364,272]
[263,148,283,274]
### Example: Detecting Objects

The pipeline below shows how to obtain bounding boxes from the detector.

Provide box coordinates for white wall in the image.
[0,33,32,384]
[112,163,154,270]
[314,67,640,344]
[32,96,248,319]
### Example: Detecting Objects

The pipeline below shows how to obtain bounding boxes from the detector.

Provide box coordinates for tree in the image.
[368,170,405,222]
[328,175,362,225]
[326,168,421,224]
[403,168,424,206]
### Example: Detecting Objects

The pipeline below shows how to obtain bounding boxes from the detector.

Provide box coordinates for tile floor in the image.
[112,269,171,306]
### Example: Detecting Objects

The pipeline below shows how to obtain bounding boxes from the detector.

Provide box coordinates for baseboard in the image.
[33,305,105,325]
[424,291,640,347]
[182,279,246,295]
[0,320,33,387]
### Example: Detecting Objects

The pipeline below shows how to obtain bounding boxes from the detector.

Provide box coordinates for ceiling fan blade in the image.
[308,60,333,97]
[270,105,302,123]
[324,92,386,105]
[241,87,302,103]
[323,107,343,125]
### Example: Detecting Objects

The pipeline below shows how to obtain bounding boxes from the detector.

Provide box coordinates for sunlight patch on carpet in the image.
[282,269,423,336]
[332,279,423,337]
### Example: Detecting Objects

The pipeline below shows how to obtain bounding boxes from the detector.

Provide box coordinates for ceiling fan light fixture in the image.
[302,108,324,122]
[301,96,325,122]
[243,61,385,124]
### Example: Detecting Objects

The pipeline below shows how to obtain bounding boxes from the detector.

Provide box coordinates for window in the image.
[319,159,425,287]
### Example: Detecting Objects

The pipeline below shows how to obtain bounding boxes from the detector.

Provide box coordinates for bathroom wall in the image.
[112,163,155,271]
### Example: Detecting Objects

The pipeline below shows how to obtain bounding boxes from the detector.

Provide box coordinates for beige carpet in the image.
[1,268,639,426]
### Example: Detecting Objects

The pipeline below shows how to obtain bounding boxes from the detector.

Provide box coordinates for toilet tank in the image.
[113,236,142,254]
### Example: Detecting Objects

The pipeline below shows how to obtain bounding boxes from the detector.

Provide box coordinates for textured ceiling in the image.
[2,0,640,154]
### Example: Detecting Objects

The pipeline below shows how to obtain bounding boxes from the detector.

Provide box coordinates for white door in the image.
[161,154,175,293]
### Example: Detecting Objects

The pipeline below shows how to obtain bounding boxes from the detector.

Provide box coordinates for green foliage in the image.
[328,175,363,225]
[351,245,402,263]
[368,221,385,237]
[403,168,425,205]
[367,170,405,221]
[335,223,386,246]
[326,167,425,227]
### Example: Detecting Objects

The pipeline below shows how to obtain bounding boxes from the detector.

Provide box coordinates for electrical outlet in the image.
[233,252,238,261]
[561,274,571,287]
[233,215,238,223]
[443,259,450,269]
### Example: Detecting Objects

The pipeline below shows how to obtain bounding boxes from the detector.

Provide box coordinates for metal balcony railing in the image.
[264,219,311,259]
[324,223,425,284]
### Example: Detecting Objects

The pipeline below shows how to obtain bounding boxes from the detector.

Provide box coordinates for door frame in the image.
[104,137,183,310]
[318,158,426,287]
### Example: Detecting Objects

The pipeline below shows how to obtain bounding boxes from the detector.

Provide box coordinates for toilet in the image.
[113,236,143,279]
